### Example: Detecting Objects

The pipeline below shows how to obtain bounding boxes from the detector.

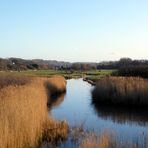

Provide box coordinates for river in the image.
[50,79,148,147]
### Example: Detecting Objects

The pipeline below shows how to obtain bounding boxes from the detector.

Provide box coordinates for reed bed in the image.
[92,76,148,107]
[45,75,67,99]
[81,132,111,148]
[68,125,148,148]
[69,125,116,148]
[0,75,31,89]
[80,131,148,148]
[42,119,68,143]
[0,75,68,148]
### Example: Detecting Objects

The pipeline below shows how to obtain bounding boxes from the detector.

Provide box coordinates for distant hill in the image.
[0,57,148,71]
[0,58,72,71]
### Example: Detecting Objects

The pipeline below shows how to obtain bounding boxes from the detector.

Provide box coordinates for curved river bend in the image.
[50,79,148,147]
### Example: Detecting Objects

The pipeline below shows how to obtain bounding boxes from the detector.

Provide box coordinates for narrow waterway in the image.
[50,79,148,147]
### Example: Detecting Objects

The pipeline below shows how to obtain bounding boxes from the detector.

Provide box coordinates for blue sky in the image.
[0,0,148,62]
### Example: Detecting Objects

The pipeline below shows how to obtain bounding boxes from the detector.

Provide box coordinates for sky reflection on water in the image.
[51,79,148,143]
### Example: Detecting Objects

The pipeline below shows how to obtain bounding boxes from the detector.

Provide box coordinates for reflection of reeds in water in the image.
[47,93,66,109]
[92,99,148,126]
[91,76,148,125]
[81,131,111,148]
[0,76,68,148]
[92,76,148,107]
[70,125,116,148]
[81,130,148,148]
[69,124,148,148]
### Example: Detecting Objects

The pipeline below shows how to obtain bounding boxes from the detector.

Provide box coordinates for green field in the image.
[83,70,115,82]
[0,69,115,81]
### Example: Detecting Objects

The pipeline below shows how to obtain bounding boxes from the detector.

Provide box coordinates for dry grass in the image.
[69,125,115,148]
[0,75,31,89]
[45,75,66,96]
[81,132,111,148]
[0,78,47,148]
[79,131,148,148]
[42,119,68,143]
[92,76,148,107]
[0,75,68,148]
[80,131,148,148]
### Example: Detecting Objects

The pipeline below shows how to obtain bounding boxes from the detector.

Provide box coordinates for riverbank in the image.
[0,75,68,148]
[92,76,148,108]
[83,78,95,85]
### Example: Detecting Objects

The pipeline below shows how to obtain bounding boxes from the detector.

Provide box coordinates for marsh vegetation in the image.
[0,69,148,148]
[51,78,148,148]
[92,76,148,107]
[0,75,68,148]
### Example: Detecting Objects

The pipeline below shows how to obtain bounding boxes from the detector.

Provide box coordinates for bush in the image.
[117,66,148,78]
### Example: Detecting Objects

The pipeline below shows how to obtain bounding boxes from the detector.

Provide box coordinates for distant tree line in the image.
[0,58,70,71]
[97,58,148,69]
[116,66,148,78]
[0,58,148,77]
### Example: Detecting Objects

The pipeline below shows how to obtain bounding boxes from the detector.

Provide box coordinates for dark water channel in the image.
[50,79,148,147]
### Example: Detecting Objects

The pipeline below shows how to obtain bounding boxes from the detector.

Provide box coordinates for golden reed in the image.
[92,76,148,107]
[0,75,68,148]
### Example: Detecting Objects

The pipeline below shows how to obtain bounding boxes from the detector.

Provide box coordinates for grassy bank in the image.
[0,75,68,148]
[83,70,115,85]
[0,70,82,78]
[45,75,66,97]
[0,69,114,80]
[92,76,148,107]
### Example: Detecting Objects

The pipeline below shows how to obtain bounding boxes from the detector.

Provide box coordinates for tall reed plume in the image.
[92,76,148,107]
[0,75,68,148]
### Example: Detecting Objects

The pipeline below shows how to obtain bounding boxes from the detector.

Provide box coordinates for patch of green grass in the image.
[83,70,116,82]
[0,70,65,77]
[83,69,114,75]
[0,69,115,80]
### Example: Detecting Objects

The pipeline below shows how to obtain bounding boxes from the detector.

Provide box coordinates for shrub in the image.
[117,66,148,78]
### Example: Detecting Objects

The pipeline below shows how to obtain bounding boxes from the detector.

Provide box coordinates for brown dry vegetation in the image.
[0,75,31,89]
[69,125,148,148]
[80,131,148,148]
[69,126,114,148]
[69,125,115,148]
[81,132,111,148]
[45,75,67,97]
[43,119,68,143]
[92,76,148,107]
[0,75,68,148]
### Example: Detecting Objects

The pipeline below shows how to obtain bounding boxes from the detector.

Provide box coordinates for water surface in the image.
[50,79,148,146]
